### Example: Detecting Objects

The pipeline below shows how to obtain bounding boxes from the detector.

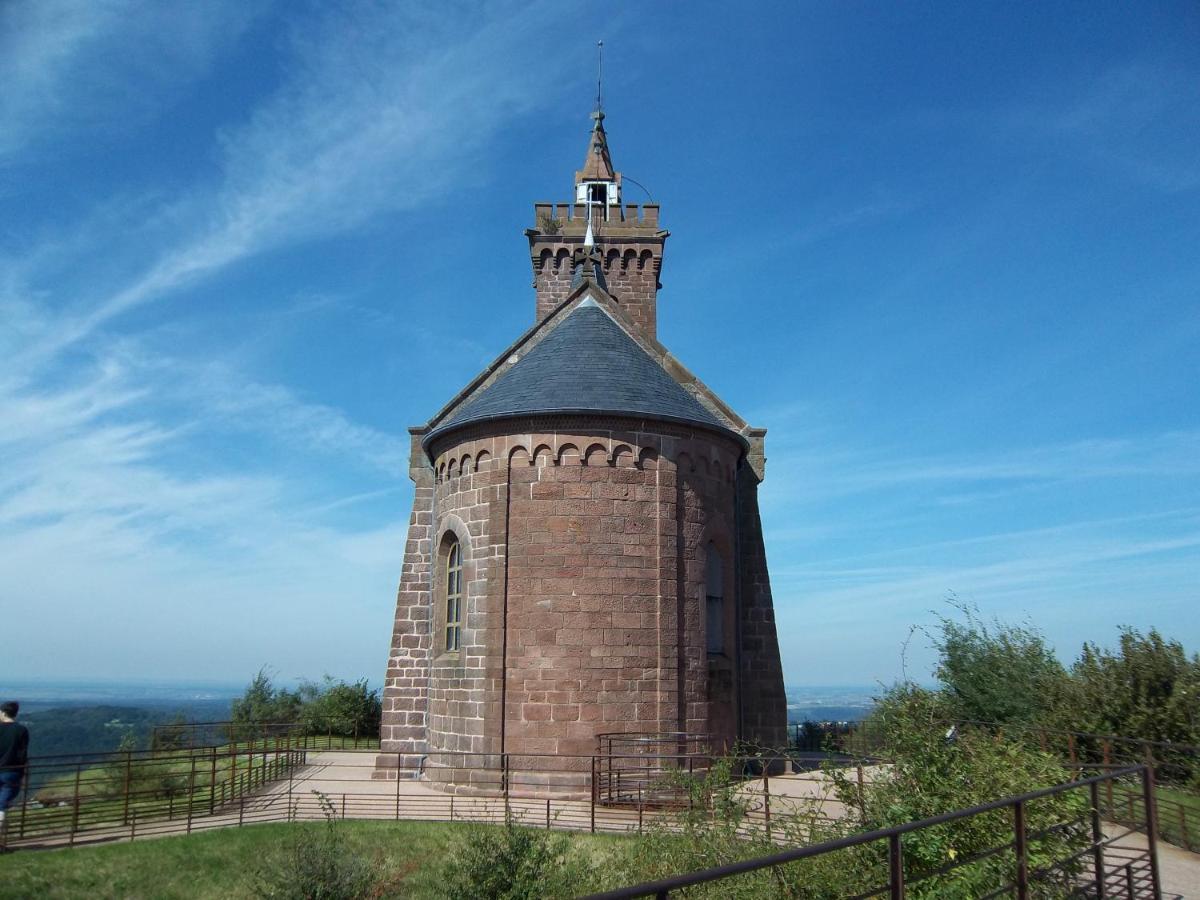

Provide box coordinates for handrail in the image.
[581,766,1149,900]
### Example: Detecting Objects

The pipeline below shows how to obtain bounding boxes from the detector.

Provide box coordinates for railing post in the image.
[888,832,905,899]
[69,761,81,847]
[590,755,596,834]
[1142,765,1163,900]
[763,770,771,839]
[1014,799,1029,900]
[209,747,217,816]
[1090,780,1107,899]
[122,749,132,825]
[18,769,29,838]
[638,786,643,834]
[546,797,551,829]
[1124,863,1134,899]
[186,755,196,835]
[287,746,295,823]
[395,753,401,820]
[857,764,866,812]
[1103,740,1114,811]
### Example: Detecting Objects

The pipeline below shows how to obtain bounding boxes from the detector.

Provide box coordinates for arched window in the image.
[706,545,725,655]
[444,539,462,652]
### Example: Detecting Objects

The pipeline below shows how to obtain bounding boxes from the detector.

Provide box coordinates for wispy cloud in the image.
[0,1,600,679]
[0,0,263,166]
[17,2,585,366]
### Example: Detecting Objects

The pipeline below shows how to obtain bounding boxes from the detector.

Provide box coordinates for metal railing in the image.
[0,746,1168,899]
[583,765,1165,899]
[0,745,840,851]
[792,717,1200,854]
[594,733,714,807]
[149,716,378,751]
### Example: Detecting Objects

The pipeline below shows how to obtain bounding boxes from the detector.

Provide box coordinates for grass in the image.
[0,820,628,900]
[1109,781,1200,850]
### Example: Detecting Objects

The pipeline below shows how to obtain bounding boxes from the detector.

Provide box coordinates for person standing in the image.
[0,701,29,838]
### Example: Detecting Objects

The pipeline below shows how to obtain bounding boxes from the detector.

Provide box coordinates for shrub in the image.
[438,811,598,900]
[251,792,377,900]
[931,603,1071,727]
[832,685,1089,899]
[616,754,853,898]
[298,676,381,739]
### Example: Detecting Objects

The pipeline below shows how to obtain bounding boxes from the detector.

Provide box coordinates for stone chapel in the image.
[376,108,786,789]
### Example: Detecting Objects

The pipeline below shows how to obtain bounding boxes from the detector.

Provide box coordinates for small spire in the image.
[578,110,616,182]
[584,217,595,249]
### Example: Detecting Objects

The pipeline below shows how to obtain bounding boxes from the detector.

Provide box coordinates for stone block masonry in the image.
[377,418,786,789]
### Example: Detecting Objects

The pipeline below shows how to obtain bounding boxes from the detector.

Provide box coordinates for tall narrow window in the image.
[706,546,725,654]
[445,539,462,652]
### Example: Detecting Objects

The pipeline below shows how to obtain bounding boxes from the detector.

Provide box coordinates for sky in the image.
[2,1,1198,690]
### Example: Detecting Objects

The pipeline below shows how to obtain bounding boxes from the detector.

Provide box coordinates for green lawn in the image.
[1109,781,1200,851]
[0,820,628,900]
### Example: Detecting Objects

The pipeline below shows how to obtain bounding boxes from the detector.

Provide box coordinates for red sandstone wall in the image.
[379,418,783,784]
[736,467,789,748]
[533,247,661,337]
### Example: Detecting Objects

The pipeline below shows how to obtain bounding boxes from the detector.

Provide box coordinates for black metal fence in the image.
[790,718,1200,854]
[583,765,1164,899]
[0,743,841,851]
[0,739,1171,899]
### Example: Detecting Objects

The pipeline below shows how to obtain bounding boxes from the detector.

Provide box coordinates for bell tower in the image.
[526,108,668,339]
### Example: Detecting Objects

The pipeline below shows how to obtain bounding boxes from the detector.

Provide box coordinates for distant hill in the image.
[785,685,878,724]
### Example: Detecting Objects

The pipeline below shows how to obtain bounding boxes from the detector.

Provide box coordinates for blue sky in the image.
[2,1,1197,689]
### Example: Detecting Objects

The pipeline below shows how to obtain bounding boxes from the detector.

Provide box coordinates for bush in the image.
[231,669,303,740]
[251,793,377,900]
[616,754,852,898]
[298,676,381,739]
[931,603,1071,727]
[836,685,1089,899]
[438,811,599,900]
[230,670,381,742]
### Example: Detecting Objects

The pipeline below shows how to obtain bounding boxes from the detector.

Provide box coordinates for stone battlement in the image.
[532,201,661,233]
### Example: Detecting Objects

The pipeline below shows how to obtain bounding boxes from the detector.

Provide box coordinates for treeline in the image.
[926,605,1199,745]
[229,671,382,738]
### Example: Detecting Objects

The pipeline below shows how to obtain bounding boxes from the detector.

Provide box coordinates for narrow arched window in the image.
[706,545,725,655]
[445,539,462,652]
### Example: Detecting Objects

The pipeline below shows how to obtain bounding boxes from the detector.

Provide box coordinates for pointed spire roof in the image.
[577,111,616,182]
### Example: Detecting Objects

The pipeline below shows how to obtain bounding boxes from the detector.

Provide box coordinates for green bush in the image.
[438,811,599,900]
[298,676,381,738]
[931,603,1072,727]
[230,670,381,741]
[616,755,856,898]
[251,793,377,900]
[836,685,1089,899]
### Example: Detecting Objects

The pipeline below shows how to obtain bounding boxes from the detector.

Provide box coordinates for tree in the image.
[230,669,303,739]
[297,676,381,738]
[931,603,1070,726]
[1071,628,1200,745]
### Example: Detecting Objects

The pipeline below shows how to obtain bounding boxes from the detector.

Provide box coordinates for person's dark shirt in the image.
[0,721,29,772]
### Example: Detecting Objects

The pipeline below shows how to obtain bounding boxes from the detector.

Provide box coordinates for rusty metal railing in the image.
[583,764,1164,900]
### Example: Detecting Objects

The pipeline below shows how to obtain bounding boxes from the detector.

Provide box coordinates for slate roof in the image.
[425,299,734,446]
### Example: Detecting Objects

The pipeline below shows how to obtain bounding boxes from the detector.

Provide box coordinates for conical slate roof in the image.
[425,299,732,446]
